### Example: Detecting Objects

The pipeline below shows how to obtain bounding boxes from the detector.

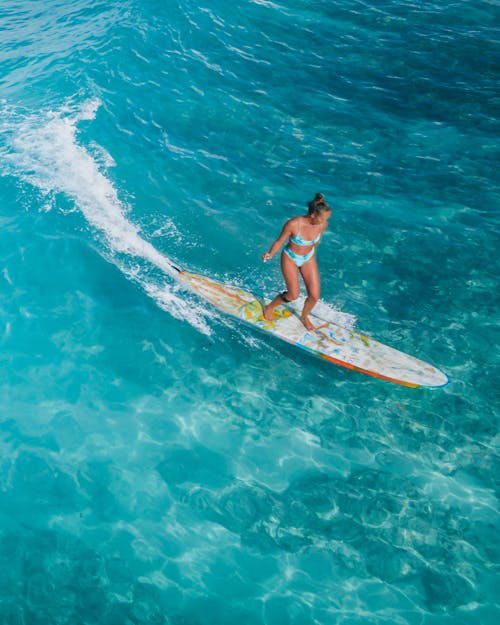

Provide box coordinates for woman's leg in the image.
[263,251,300,321]
[299,256,320,330]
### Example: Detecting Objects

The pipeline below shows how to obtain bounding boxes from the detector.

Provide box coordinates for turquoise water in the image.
[1,0,499,622]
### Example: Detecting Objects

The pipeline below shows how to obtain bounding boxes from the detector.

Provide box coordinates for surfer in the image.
[262,193,331,331]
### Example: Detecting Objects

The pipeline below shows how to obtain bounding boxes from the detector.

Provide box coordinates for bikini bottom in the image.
[283,245,315,268]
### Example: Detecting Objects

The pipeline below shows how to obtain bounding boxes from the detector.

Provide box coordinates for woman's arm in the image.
[262,219,294,261]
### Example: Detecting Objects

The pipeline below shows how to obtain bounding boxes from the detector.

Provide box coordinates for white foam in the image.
[1,98,355,339]
[1,99,212,335]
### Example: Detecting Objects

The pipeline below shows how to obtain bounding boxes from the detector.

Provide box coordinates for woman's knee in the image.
[305,283,320,301]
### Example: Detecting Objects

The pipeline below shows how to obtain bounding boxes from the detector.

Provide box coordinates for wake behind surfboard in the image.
[176,270,449,389]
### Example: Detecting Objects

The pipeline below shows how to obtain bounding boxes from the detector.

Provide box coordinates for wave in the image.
[0,98,213,334]
[0,97,356,340]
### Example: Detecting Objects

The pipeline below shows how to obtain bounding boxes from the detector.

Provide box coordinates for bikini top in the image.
[289,220,321,246]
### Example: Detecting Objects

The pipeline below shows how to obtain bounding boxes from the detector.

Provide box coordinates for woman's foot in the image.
[263,305,275,322]
[300,314,315,331]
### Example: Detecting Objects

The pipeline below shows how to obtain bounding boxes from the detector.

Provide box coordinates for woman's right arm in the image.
[262,219,294,261]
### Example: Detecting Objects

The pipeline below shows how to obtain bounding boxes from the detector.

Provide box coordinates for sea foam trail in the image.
[1,98,356,339]
[1,99,212,335]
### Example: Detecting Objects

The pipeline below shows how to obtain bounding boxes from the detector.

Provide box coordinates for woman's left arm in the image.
[262,219,294,261]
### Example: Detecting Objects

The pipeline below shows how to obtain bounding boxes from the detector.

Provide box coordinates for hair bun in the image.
[307,192,330,215]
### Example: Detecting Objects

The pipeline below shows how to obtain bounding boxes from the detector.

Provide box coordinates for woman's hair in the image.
[308,192,330,215]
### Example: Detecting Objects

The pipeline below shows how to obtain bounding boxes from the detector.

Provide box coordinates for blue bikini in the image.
[283,224,321,267]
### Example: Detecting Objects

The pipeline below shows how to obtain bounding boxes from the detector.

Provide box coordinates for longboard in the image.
[177,270,449,388]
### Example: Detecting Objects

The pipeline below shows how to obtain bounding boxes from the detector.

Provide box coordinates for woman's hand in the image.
[262,252,273,262]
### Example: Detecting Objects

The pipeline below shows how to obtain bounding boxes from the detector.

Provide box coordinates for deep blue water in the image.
[0,1,499,623]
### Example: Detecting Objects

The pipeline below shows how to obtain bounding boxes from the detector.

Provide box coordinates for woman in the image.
[262,193,331,331]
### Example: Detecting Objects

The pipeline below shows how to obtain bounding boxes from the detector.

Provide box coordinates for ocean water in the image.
[0,0,499,623]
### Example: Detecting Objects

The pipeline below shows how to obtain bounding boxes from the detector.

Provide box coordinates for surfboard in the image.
[177,270,449,388]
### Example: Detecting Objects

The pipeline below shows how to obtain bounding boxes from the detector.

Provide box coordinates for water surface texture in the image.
[1,1,499,623]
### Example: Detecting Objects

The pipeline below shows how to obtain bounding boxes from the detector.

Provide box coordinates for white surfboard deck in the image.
[178,270,449,388]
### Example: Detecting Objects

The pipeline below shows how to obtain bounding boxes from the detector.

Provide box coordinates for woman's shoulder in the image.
[287,215,304,227]
[283,216,301,234]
